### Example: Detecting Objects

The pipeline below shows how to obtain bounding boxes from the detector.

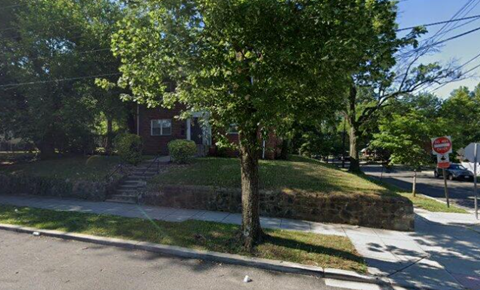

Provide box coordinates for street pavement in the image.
[0,230,346,290]
[362,164,478,210]
[1,195,479,289]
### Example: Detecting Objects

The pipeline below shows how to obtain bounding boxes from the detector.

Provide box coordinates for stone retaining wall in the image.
[141,185,414,231]
[0,174,123,201]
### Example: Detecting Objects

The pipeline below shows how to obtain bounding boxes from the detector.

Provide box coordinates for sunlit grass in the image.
[0,204,366,272]
[150,155,393,197]
[365,176,468,213]
[399,193,468,213]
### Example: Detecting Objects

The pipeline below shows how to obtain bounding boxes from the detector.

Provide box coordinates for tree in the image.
[344,23,459,172]
[112,0,399,249]
[441,86,480,151]
[0,0,128,158]
[372,94,444,195]
[291,117,343,161]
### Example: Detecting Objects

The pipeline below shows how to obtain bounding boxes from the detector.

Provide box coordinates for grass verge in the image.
[365,176,468,213]
[0,204,366,273]
[399,193,468,214]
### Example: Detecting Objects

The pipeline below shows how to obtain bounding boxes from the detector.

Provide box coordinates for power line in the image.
[432,25,480,46]
[428,51,480,93]
[433,0,478,41]
[458,51,480,70]
[436,0,480,41]
[0,73,121,89]
[396,0,480,71]
[460,61,480,75]
[0,4,24,10]
[442,14,480,34]
[8,48,113,64]
[397,14,480,32]
[400,24,480,59]
[422,0,479,51]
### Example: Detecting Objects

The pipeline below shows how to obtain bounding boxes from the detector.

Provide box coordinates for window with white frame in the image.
[228,124,239,135]
[151,119,172,136]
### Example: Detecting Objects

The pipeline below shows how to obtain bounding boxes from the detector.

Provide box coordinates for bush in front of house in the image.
[168,140,197,163]
[115,133,143,165]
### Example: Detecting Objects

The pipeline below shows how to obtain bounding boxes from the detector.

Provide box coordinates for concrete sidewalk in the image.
[0,195,478,290]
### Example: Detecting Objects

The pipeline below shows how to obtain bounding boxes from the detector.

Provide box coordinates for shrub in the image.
[168,140,197,163]
[114,133,143,165]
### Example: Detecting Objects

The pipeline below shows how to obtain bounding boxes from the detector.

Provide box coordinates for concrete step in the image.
[123,180,145,185]
[105,195,137,204]
[131,174,156,179]
[115,190,138,196]
[132,169,159,175]
[118,183,144,189]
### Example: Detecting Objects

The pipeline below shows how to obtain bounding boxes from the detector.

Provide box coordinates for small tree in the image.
[115,133,143,166]
[372,94,443,195]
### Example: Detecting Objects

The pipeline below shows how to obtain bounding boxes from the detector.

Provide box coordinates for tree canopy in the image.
[0,0,129,157]
[112,0,405,249]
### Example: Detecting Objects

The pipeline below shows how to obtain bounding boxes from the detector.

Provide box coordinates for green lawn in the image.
[0,204,366,273]
[365,176,468,213]
[0,151,37,165]
[151,156,395,197]
[399,193,468,214]
[0,156,122,181]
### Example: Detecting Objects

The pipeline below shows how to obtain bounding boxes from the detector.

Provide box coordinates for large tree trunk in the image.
[239,129,263,251]
[412,169,417,197]
[348,125,361,173]
[279,139,289,160]
[36,141,56,160]
[346,84,361,173]
[105,117,113,155]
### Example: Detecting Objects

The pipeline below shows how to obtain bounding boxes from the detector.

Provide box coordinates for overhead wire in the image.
[0,73,121,90]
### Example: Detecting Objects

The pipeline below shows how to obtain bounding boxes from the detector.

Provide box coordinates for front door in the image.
[191,118,203,145]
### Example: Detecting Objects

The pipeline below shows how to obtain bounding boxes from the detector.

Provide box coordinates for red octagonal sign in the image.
[432,136,452,155]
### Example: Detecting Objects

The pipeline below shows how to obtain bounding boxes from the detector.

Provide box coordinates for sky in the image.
[396,0,480,99]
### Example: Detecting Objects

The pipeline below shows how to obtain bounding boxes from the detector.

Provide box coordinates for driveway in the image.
[0,230,348,290]
[362,164,478,210]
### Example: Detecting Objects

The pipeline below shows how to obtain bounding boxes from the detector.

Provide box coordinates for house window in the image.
[151,119,172,136]
[228,124,239,135]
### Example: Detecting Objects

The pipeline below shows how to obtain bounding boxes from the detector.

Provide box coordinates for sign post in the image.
[463,142,479,219]
[443,168,450,207]
[475,143,478,220]
[432,136,453,208]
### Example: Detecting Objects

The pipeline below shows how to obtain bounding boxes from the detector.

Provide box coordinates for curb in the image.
[0,223,382,285]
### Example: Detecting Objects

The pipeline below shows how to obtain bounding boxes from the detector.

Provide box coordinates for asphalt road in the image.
[362,164,478,210]
[0,230,346,290]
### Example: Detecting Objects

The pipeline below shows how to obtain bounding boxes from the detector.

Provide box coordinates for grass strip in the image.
[0,204,366,273]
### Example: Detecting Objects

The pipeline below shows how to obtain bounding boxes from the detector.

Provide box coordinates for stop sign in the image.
[432,136,452,155]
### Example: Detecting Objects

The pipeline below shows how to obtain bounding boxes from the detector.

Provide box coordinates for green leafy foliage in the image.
[114,133,143,165]
[440,86,480,151]
[111,0,405,245]
[372,94,444,169]
[111,0,401,144]
[0,0,129,158]
[168,140,197,164]
[292,119,343,159]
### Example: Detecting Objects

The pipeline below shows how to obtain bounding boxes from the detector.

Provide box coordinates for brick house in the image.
[135,104,281,159]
